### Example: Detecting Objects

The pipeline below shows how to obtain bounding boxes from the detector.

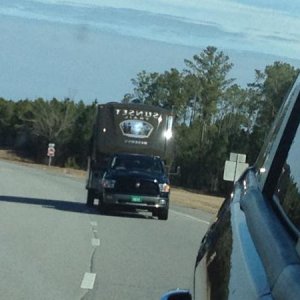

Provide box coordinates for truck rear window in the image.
[111,155,163,174]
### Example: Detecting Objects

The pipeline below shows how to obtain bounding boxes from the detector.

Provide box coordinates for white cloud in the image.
[33,0,300,37]
[4,0,300,59]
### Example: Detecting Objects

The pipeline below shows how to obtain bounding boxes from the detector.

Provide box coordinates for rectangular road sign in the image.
[223,160,249,182]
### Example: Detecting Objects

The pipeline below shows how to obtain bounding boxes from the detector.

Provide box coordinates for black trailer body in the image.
[86,102,173,220]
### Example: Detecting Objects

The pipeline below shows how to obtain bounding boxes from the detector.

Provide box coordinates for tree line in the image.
[0,97,97,168]
[0,46,298,195]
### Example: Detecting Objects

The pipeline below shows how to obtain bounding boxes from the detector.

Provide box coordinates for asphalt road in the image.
[0,160,211,300]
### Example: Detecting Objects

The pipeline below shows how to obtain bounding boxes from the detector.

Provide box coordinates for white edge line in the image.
[170,209,210,225]
[80,272,96,290]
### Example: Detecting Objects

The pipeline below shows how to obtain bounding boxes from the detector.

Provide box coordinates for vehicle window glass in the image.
[275,122,300,232]
[112,156,163,173]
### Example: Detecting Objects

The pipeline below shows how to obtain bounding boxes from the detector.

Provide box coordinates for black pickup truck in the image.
[162,75,300,298]
[86,102,173,220]
[101,153,170,220]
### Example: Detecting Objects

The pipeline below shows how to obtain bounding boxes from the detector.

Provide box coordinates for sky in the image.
[0,0,300,102]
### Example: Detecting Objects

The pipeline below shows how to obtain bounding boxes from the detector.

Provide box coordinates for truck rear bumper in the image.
[103,192,168,209]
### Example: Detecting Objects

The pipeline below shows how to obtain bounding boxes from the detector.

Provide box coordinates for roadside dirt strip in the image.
[0,150,224,214]
[170,188,224,214]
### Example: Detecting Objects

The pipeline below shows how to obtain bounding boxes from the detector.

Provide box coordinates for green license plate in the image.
[131,196,142,202]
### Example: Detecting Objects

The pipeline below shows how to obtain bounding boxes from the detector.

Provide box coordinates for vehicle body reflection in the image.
[162,74,300,299]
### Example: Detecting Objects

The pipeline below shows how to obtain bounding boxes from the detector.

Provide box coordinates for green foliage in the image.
[123,68,188,122]
[29,98,76,143]
[122,47,298,194]
[65,100,96,168]
[0,97,95,165]
[184,46,234,123]
[0,98,14,146]
[257,63,298,123]
[64,157,80,169]
[0,47,298,195]
[248,62,300,162]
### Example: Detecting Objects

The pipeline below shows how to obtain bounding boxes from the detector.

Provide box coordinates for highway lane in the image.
[0,160,211,300]
[0,160,93,300]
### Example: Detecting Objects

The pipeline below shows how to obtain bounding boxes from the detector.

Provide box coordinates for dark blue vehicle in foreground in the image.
[162,74,300,300]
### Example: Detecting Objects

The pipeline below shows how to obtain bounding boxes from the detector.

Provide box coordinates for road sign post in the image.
[47,143,55,166]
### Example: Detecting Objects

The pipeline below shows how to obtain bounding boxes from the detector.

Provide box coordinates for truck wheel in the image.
[86,190,95,206]
[157,208,168,220]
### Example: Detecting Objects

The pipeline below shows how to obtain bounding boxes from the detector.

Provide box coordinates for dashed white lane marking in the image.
[91,238,100,247]
[90,221,98,227]
[171,210,210,225]
[81,272,96,290]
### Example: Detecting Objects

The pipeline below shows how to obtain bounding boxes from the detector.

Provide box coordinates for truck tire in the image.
[86,190,95,206]
[157,207,168,220]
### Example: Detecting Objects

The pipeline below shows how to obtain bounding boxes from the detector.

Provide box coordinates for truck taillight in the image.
[159,183,170,193]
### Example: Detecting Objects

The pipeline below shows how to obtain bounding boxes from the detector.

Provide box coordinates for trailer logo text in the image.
[115,109,162,123]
